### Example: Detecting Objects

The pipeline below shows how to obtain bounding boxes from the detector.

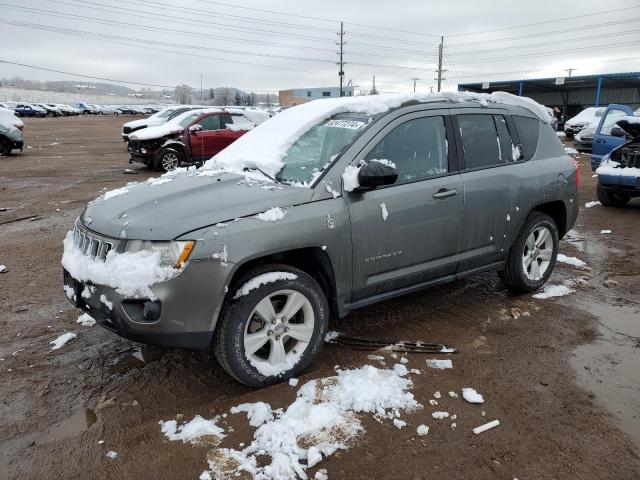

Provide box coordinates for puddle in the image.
[110,346,165,374]
[39,407,97,444]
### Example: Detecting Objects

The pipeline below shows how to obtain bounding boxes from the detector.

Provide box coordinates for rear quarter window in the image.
[513,116,540,160]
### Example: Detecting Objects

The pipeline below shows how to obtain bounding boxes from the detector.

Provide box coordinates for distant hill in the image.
[0,77,138,96]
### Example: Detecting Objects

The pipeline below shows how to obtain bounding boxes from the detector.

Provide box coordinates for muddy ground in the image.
[1,116,639,480]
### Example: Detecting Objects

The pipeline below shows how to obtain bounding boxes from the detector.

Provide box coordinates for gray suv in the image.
[62,96,579,387]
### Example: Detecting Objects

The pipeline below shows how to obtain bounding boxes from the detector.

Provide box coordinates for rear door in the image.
[592,104,633,169]
[454,110,522,271]
[345,110,465,300]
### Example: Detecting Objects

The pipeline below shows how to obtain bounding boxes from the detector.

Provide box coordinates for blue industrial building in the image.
[458,72,640,117]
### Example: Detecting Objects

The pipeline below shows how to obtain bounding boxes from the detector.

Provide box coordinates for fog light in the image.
[143,301,161,321]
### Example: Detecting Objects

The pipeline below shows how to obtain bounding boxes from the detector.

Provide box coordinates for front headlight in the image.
[125,240,195,268]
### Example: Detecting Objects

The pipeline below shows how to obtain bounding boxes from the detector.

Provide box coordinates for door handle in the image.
[433,188,458,199]
[595,138,606,143]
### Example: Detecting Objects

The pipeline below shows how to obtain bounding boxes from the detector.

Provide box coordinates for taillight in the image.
[571,157,580,189]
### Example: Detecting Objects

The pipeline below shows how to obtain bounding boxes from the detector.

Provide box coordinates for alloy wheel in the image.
[522,226,554,281]
[161,152,179,171]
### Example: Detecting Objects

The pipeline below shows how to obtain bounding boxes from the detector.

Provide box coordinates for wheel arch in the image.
[531,200,567,238]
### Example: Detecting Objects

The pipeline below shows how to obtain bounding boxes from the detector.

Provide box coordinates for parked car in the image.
[573,125,596,152]
[121,106,196,141]
[55,104,81,116]
[564,107,605,138]
[128,108,263,171]
[591,104,640,170]
[0,106,24,130]
[595,116,640,207]
[34,103,62,117]
[0,116,24,156]
[62,93,578,386]
[13,103,47,117]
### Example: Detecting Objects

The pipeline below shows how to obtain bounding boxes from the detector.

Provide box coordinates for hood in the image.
[129,123,182,141]
[83,171,313,240]
[123,117,166,130]
[616,116,640,139]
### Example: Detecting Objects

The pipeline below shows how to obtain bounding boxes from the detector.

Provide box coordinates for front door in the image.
[592,104,633,169]
[344,111,464,300]
[188,113,242,161]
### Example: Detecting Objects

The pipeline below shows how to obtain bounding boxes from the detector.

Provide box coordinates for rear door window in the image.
[457,114,501,169]
[198,114,222,131]
[512,116,539,160]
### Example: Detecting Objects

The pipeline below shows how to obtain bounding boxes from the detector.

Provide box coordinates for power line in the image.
[448,5,640,37]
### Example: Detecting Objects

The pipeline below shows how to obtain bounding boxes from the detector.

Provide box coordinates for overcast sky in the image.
[1,0,639,93]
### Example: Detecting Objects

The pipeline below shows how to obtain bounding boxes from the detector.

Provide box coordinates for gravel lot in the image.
[1,116,639,479]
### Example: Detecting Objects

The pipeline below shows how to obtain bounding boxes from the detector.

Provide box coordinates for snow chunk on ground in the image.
[564,146,579,155]
[393,418,406,429]
[231,402,274,427]
[324,330,339,342]
[204,365,420,480]
[159,415,225,445]
[76,313,96,327]
[234,272,297,299]
[393,363,408,377]
[61,231,179,298]
[342,165,361,192]
[379,203,389,221]
[0,265,6,273]
[255,207,287,222]
[105,450,117,459]
[462,388,485,404]
[601,229,612,234]
[289,378,299,387]
[532,284,575,299]
[50,332,77,350]
[426,359,453,369]
[416,424,429,436]
[314,469,328,480]
[585,201,601,208]
[557,254,587,268]
[431,411,449,420]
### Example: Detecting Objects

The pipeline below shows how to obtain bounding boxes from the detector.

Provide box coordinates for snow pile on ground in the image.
[159,415,226,445]
[0,265,7,273]
[50,332,77,350]
[61,231,179,298]
[461,388,484,404]
[425,359,453,370]
[431,411,449,420]
[255,207,287,222]
[600,229,612,234]
[584,201,601,208]
[76,313,96,327]
[234,272,297,299]
[203,91,551,180]
[557,254,587,268]
[564,146,579,155]
[204,365,420,480]
[532,283,575,299]
[556,131,566,138]
[231,402,274,427]
[105,450,117,459]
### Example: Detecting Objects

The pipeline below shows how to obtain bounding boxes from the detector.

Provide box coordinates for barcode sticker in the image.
[325,119,365,129]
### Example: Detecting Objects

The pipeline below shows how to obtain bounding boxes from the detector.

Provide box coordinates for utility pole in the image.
[411,77,419,93]
[338,22,345,97]
[565,68,576,77]
[435,36,446,92]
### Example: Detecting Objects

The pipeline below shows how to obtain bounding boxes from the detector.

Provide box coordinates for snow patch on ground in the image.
[431,411,449,420]
[233,272,297,299]
[50,332,77,350]
[159,415,226,445]
[462,388,485,404]
[425,359,452,369]
[324,330,339,342]
[564,146,579,154]
[557,254,587,268]
[416,424,429,436]
[600,229,612,234]
[76,313,96,327]
[532,284,575,299]
[584,201,601,208]
[203,365,420,480]
[230,402,274,427]
[62,231,179,298]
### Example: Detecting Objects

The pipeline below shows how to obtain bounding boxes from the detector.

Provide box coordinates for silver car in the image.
[62,94,579,386]
[0,118,24,156]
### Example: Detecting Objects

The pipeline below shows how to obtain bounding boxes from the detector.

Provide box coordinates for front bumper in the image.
[598,174,640,197]
[128,142,159,164]
[11,140,24,150]
[63,258,231,351]
[564,125,586,135]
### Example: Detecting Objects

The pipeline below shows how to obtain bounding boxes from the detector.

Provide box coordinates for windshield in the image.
[276,115,370,184]
[178,112,200,128]
[156,108,176,119]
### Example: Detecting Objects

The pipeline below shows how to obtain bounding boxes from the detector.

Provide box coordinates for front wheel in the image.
[0,136,12,156]
[499,212,559,292]
[214,265,328,387]
[155,147,181,172]
[597,183,629,207]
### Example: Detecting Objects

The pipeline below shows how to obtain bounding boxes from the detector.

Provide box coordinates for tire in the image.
[155,147,181,172]
[214,264,329,387]
[565,132,574,139]
[499,211,559,292]
[0,136,12,156]
[597,183,629,207]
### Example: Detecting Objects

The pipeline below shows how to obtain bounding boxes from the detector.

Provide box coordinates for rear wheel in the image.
[214,264,328,387]
[155,148,181,172]
[0,136,12,156]
[499,212,559,292]
[597,183,629,207]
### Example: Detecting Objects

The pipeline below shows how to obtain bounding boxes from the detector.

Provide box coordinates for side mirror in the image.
[189,124,203,134]
[356,162,398,190]
[610,125,626,137]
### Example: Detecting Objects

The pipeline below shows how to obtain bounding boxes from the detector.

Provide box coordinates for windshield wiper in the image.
[245,166,282,184]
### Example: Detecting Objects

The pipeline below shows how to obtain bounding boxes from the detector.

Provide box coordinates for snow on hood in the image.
[616,115,640,138]
[566,107,605,126]
[204,91,552,179]
[129,108,214,141]
[0,107,23,128]
[123,117,165,130]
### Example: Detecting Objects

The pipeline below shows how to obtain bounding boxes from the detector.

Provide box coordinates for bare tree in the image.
[174,85,192,104]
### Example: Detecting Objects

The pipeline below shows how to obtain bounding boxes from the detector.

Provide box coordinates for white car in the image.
[121,106,199,141]
[564,107,605,138]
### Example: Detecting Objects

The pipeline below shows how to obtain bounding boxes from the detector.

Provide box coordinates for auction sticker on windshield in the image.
[325,119,365,129]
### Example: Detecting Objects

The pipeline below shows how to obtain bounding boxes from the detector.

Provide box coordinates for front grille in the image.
[73,222,117,261]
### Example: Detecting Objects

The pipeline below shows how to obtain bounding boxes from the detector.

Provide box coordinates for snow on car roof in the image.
[204,91,552,179]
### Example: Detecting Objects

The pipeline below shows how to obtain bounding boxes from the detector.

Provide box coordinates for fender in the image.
[161,138,188,153]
